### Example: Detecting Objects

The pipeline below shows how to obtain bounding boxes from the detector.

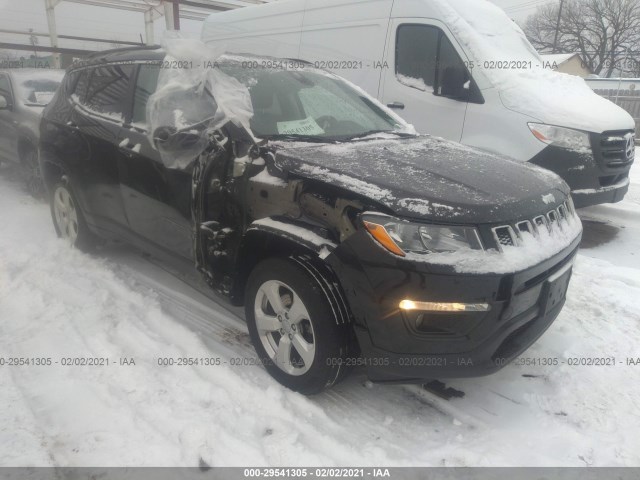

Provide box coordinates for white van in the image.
[201,0,636,207]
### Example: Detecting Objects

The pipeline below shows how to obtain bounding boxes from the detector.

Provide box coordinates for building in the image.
[541,53,592,78]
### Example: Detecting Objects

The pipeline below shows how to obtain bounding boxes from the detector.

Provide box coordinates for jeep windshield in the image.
[219,63,410,142]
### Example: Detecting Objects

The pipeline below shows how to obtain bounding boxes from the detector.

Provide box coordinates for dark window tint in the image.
[132,64,160,125]
[72,70,90,102]
[0,74,12,100]
[396,25,468,97]
[84,64,134,118]
[396,25,439,90]
[436,35,468,96]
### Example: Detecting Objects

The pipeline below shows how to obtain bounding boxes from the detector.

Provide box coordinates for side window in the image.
[396,25,439,91]
[436,35,469,97]
[84,64,134,119]
[132,64,160,126]
[0,74,12,101]
[71,70,90,103]
[396,25,469,99]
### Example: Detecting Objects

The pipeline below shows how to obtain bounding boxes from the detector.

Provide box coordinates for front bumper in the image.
[529,132,634,208]
[329,230,581,383]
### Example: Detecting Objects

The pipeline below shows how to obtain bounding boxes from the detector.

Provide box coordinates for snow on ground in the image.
[1,152,640,467]
[577,148,640,269]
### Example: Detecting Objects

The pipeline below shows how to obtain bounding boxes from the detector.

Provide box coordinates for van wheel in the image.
[50,180,95,251]
[245,256,351,394]
[20,145,44,198]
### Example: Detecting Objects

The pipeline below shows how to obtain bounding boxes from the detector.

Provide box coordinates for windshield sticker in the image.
[34,91,55,104]
[276,117,325,136]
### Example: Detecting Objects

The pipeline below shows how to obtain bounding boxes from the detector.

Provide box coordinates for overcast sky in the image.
[0,0,552,54]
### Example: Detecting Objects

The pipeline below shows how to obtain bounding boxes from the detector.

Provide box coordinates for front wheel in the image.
[245,256,352,394]
[50,181,96,251]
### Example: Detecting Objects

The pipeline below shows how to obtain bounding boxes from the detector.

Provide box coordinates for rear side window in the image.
[132,64,160,126]
[71,70,90,103]
[84,64,134,119]
[396,25,468,96]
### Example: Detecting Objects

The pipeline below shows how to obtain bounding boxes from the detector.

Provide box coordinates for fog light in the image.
[399,300,491,312]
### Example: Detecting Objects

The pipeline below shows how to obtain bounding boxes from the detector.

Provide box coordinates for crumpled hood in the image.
[271,135,570,224]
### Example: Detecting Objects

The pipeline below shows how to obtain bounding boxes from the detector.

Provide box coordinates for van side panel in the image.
[299,0,393,96]
[201,0,307,59]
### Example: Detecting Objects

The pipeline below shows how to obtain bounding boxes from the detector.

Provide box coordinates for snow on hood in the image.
[406,210,582,274]
[271,135,569,224]
[432,0,635,132]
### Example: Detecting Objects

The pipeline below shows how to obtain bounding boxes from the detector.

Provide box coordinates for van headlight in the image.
[528,123,591,151]
[362,213,483,257]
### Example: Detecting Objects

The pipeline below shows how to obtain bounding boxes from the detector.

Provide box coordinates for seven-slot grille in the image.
[491,198,576,251]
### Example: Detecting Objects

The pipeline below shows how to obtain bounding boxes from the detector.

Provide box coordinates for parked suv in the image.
[0,68,64,194]
[40,47,582,394]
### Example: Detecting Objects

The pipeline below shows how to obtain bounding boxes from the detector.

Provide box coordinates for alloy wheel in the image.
[53,186,79,245]
[254,279,316,375]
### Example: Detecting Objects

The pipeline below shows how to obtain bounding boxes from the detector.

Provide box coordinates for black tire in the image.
[245,255,352,394]
[20,145,45,198]
[50,179,96,252]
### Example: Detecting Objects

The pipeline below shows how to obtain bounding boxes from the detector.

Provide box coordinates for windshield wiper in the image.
[343,129,414,140]
[259,134,339,143]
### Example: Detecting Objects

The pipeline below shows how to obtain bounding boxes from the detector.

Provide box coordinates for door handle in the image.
[118,138,141,153]
[386,101,405,110]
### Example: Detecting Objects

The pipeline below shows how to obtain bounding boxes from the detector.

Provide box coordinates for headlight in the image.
[362,213,483,257]
[528,123,591,151]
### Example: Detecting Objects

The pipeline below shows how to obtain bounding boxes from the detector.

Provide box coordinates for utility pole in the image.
[29,28,38,60]
[44,0,61,68]
[552,0,565,53]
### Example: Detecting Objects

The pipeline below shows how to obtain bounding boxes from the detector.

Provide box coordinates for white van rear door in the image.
[380,19,469,141]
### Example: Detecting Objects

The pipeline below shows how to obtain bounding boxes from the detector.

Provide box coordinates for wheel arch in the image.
[40,159,66,192]
[231,219,352,328]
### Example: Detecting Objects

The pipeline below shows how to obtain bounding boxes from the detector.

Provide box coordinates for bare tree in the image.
[523,0,640,77]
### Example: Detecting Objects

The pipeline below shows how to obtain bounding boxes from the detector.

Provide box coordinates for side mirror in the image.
[439,66,467,99]
[0,95,8,110]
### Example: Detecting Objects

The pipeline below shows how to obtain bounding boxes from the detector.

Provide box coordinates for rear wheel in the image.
[245,256,352,394]
[50,181,96,251]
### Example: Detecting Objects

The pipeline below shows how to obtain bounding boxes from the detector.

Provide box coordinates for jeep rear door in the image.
[117,63,193,260]
[67,64,133,230]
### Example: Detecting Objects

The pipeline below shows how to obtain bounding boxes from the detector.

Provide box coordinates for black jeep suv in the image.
[40,46,582,394]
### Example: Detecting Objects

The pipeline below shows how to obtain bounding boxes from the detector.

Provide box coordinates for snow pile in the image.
[397,74,431,92]
[432,0,634,131]
[1,166,640,466]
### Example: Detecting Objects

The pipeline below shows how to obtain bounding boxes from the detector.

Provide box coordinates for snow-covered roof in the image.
[540,53,580,65]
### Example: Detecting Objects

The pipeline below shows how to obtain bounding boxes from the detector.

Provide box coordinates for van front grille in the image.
[490,198,577,251]
[595,131,635,168]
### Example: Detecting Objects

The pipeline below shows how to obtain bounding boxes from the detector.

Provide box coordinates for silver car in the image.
[0,68,65,195]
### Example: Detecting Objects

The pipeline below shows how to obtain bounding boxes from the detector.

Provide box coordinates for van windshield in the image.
[220,64,408,141]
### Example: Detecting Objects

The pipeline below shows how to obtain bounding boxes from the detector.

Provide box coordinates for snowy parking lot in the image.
[1,150,639,467]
